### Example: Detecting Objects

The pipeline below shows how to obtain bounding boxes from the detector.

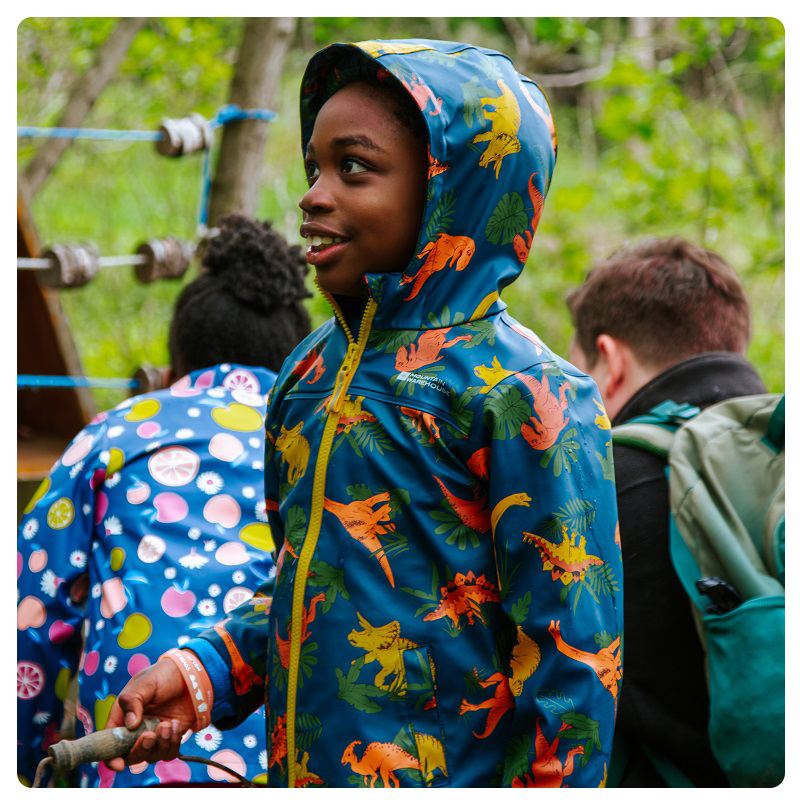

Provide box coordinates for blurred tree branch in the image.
[21,17,147,199]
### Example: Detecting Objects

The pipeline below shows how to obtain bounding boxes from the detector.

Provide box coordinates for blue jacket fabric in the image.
[190,39,622,788]
[17,365,276,787]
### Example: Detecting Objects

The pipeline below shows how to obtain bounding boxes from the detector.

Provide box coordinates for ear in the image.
[594,334,629,403]
[164,366,177,388]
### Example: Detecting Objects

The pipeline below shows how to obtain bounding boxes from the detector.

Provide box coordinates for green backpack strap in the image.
[765,394,785,451]
[611,400,701,458]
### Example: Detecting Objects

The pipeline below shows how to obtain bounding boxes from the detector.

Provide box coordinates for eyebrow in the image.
[306,134,386,157]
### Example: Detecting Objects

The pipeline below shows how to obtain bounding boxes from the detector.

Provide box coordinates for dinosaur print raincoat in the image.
[187,39,622,788]
[17,365,276,787]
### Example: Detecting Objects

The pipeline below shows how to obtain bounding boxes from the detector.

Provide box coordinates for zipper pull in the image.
[328,343,358,414]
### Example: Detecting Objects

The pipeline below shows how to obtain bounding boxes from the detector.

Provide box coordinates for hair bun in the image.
[198,214,310,313]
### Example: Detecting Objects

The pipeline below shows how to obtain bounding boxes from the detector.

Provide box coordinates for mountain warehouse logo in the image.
[397,371,449,394]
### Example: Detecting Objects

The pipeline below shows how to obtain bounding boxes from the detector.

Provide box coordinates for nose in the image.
[299,176,335,216]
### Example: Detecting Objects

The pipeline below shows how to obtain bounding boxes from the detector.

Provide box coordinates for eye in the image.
[304,161,319,183]
[342,158,368,175]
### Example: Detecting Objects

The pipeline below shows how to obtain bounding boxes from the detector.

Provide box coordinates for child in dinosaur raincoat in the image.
[107,39,622,788]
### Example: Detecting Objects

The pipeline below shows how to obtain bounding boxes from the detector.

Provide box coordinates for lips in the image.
[300,225,350,266]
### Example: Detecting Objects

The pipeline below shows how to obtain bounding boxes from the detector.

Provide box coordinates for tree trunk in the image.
[206,17,296,226]
[21,17,147,198]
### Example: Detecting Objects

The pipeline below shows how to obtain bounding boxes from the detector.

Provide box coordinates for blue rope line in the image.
[18,375,139,389]
[17,126,163,141]
[196,105,278,229]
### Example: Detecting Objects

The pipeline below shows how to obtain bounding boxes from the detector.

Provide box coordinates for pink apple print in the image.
[83,650,100,676]
[161,585,196,618]
[90,468,108,492]
[49,620,75,643]
[208,750,247,782]
[100,577,128,618]
[214,541,250,566]
[94,491,109,524]
[97,761,117,788]
[203,494,241,529]
[137,421,161,439]
[153,492,189,523]
[127,482,151,505]
[17,596,47,630]
[155,758,191,784]
[28,549,48,573]
[127,653,151,676]
[208,433,244,462]
[62,434,93,467]
[17,552,22,579]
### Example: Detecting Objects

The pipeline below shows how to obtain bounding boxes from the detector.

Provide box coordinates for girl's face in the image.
[299,82,428,297]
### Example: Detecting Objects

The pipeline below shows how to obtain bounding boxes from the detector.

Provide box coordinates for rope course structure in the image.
[17,106,275,515]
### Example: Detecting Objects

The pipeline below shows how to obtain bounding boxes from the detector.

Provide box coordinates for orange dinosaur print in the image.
[433,475,490,533]
[513,172,545,264]
[400,73,443,116]
[341,740,421,788]
[518,79,558,153]
[274,592,326,670]
[290,345,325,384]
[401,233,476,300]
[334,396,377,434]
[324,493,396,586]
[394,327,472,371]
[459,670,515,738]
[511,719,585,788]
[269,714,286,769]
[518,372,569,450]
[212,622,264,695]
[423,571,500,628]
[509,321,544,355]
[524,524,604,585]
[400,406,441,443]
[467,447,491,479]
[293,751,324,787]
[427,145,449,179]
[548,619,622,699]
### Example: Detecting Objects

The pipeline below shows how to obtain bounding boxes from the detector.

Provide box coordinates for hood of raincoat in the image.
[299,38,557,331]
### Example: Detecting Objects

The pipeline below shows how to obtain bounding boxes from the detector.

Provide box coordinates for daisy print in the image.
[243,734,257,748]
[255,500,268,522]
[104,516,122,536]
[197,471,223,495]
[179,547,208,570]
[22,519,38,539]
[69,460,84,478]
[197,598,217,616]
[258,750,268,770]
[104,655,118,673]
[188,527,201,540]
[69,550,88,568]
[208,584,221,597]
[194,725,222,752]
[105,472,121,488]
[33,711,51,725]
[40,569,60,597]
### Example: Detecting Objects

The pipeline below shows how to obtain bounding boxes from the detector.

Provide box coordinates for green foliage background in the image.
[17,17,784,411]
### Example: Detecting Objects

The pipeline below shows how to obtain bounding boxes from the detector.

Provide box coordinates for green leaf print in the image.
[483,384,530,440]
[418,49,458,68]
[486,191,528,245]
[535,690,575,716]
[595,441,615,482]
[430,500,480,550]
[502,734,533,787]
[586,563,620,599]
[295,713,323,753]
[425,189,456,241]
[461,318,496,349]
[540,428,580,476]
[594,630,615,649]
[509,591,532,626]
[447,386,479,435]
[540,498,597,539]
[426,304,466,329]
[350,418,394,455]
[285,505,307,555]
[388,488,410,517]
[308,559,350,612]
[461,75,491,129]
[557,712,602,769]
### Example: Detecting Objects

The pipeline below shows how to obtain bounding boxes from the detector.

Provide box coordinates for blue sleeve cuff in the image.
[182,639,236,725]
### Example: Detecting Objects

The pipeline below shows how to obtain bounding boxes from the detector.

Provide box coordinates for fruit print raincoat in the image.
[17,365,276,787]
[187,39,623,788]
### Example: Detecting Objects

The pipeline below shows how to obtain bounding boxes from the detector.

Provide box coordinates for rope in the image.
[18,254,148,270]
[32,756,53,788]
[18,375,139,389]
[17,126,163,141]
[196,104,277,230]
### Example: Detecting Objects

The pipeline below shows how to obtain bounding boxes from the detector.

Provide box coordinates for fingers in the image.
[115,692,144,731]
[104,720,183,771]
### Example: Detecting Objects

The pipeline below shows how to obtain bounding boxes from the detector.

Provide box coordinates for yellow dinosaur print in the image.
[356,40,435,58]
[293,750,324,787]
[414,733,448,784]
[523,524,604,585]
[490,492,531,533]
[592,398,611,430]
[347,613,419,693]
[509,625,541,696]
[471,79,522,178]
[274,421,310,486]
[474,355,516,393]
[472,290,499,319]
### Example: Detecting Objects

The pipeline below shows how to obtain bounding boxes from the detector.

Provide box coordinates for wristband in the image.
[158,648,214,731]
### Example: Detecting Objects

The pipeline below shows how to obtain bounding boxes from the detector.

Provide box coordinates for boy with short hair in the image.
[567,236,766,786]
[107,39,622,788]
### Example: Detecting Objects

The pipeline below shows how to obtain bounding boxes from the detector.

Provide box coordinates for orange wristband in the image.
[158,648,214,731]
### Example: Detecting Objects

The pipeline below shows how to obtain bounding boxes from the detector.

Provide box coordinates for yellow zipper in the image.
[285,288,377,787]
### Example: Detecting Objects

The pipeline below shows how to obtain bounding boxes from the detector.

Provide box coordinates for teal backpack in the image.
[611,393,785,788]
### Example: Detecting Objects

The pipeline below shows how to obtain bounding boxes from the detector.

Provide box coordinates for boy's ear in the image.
[594,334,628,402]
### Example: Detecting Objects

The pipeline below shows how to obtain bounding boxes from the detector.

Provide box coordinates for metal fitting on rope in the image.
[134,238,192,283]
[132,365,169,395]
[39,243,100,288]
[156,113,212,157]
